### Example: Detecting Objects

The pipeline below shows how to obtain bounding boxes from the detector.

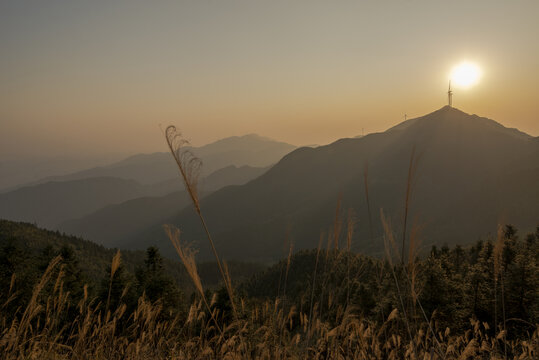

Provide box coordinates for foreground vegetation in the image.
[0,220,537,359]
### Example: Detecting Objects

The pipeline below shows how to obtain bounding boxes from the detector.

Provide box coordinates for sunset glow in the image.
[450,62,481,88]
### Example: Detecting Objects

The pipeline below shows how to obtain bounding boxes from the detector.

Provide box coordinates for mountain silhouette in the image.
[58,190,196,247]
[1,164,270,232]
[0,134,291,230]
[0,177,147,228]
[123,106,539,262]
[58,165,270,245]
[14,134,295,187]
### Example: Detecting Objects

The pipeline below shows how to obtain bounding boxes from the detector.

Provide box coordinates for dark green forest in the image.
[242,224,539,337]
[0,219,264,314]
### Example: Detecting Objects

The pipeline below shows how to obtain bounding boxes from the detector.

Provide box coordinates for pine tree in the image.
[503,230,539,335]
[468,240,495,325]
[136,247,184,317]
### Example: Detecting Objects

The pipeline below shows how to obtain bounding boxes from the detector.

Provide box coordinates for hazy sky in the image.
[1,0,538,160]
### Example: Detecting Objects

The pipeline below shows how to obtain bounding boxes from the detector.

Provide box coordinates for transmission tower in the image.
[448,80,453,107]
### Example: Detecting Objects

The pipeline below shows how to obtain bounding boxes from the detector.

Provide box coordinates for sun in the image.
[450,61,481,88]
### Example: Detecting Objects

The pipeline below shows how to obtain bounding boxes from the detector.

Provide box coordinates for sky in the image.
[1,0,538,160]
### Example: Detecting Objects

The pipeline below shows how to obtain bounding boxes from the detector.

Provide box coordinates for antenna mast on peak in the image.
[448,80,453,107]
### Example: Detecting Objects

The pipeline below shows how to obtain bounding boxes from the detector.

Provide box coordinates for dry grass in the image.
[1,254,536,359]
[165,125,237,320]
[1,210,537,359]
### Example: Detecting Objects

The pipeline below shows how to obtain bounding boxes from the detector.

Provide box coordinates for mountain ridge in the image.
[5,134,296,190]
[120,107,539,262]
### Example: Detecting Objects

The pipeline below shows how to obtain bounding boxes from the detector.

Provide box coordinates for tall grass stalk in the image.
[493,224,508,357]
[363,160,374,240]
[282,242,294,302]
[163,224,223,334]
[333,193,343,249]
[106,250,122,312]
[164,125,237,319]
[401,146,421,264]
[277,228,291,299]
[380,209,416,358]
[307,233,323,348]
[346,209,355,306]
[382,205,445,358]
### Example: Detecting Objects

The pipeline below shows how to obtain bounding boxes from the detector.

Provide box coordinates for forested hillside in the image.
[242,225,539,334]
[0,220,265,299]
[1,219,537,358]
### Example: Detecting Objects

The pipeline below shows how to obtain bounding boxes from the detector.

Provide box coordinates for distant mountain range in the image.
[8,134,295,188]
[0,177,147,229]
[0,134,293,230]
[118,106,539,262]
[0,155,119,192]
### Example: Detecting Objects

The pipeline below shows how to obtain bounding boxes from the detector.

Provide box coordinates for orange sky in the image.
[1,0,538,160]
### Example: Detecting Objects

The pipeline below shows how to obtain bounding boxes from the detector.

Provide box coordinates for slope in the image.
[57,165,269,247]
[125,106,539,262]
[0,219,265,294]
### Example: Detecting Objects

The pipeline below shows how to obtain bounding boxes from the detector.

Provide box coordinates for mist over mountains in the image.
[0,156,121,192]
[2,134,295,190]
[0,135,294,229]
[0,177,148,229]
[34,134,293,186]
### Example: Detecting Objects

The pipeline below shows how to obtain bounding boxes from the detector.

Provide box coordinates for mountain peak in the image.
[387,106,531,140]
[428,105,471,117]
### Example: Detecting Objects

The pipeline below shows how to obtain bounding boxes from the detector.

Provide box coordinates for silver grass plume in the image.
[165,125,203,213]
[164,125,237,319]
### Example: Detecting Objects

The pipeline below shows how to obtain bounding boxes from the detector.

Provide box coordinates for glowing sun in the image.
[450,62,481,88]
